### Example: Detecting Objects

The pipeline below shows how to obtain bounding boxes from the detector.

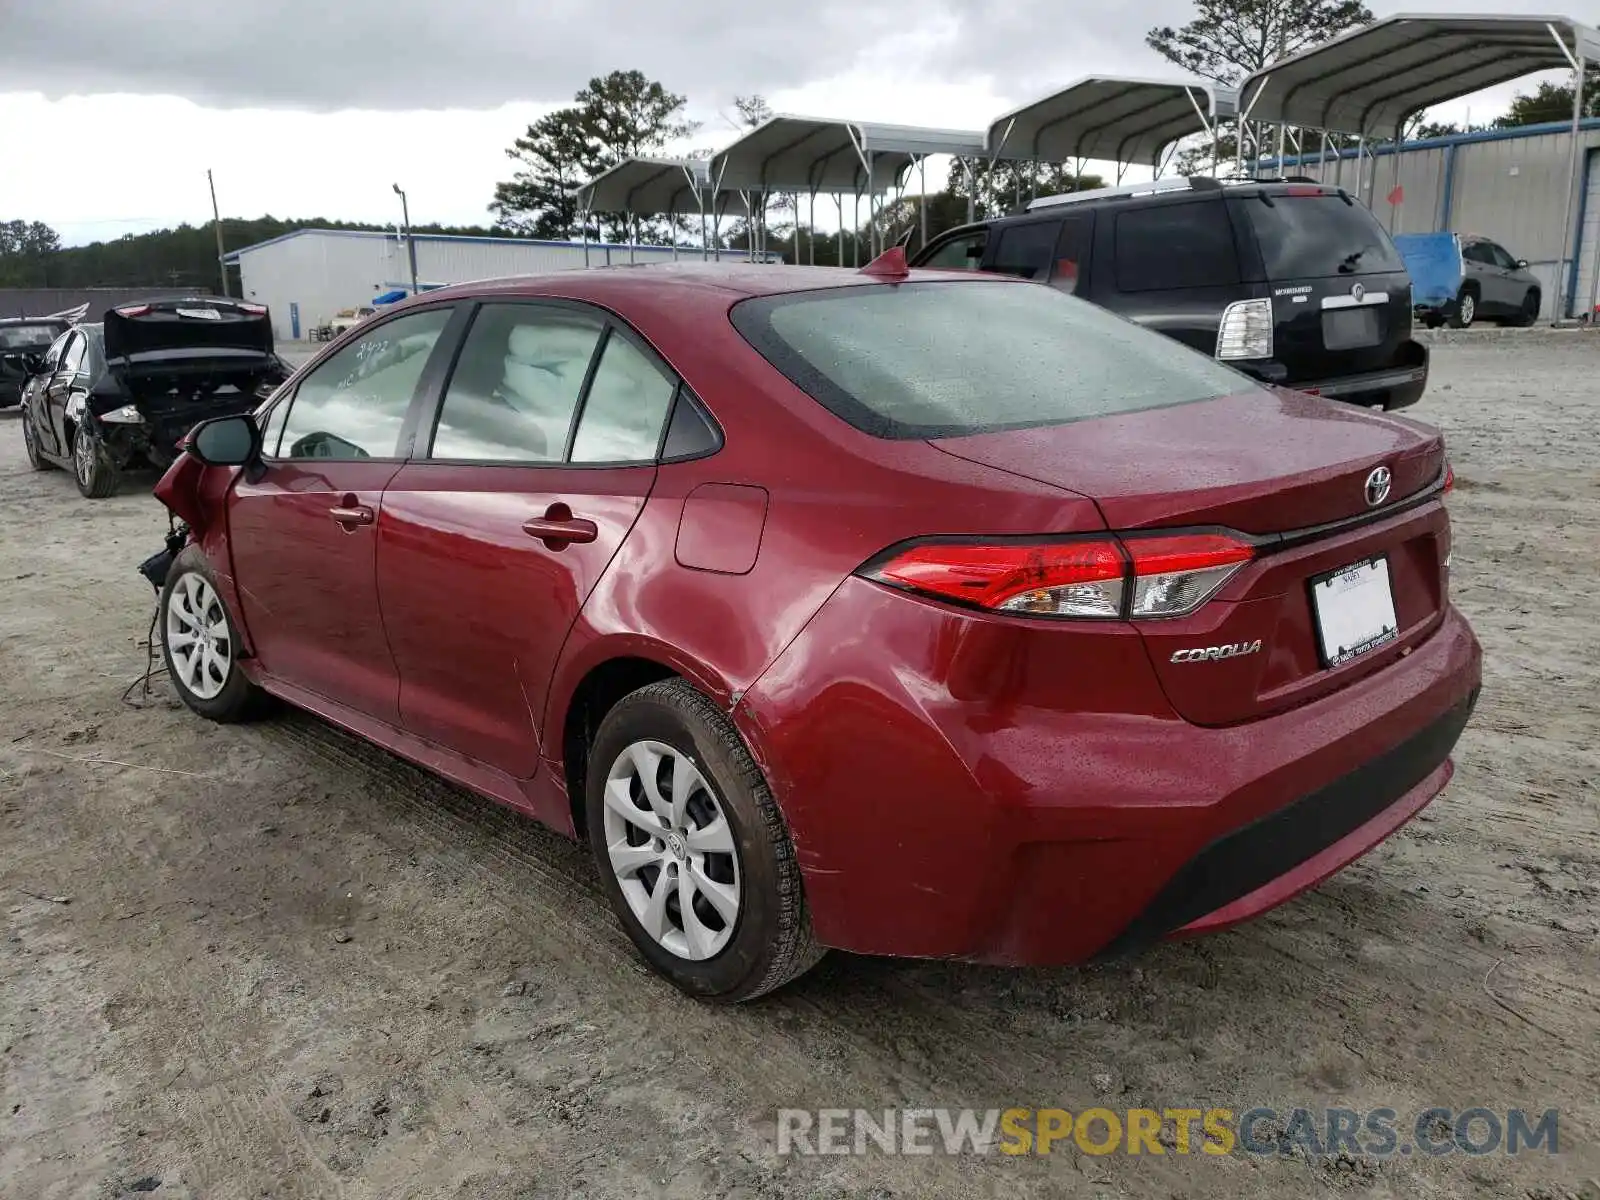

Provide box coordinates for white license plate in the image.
[176,307,222,320]
[1310,556,1398,666]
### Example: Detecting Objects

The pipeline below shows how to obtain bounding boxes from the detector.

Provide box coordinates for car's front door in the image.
[226,305,460,722]
[376,301,678,778]
[29,331,71,457]
[43,331,85,458]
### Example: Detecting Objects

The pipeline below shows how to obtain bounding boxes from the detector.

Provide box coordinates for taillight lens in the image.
[1122,533,1253,617]
[237,302,268,315]
[1442,461,1454,493]
[862,532,1254,621]
[1216,298,1273,360]
[115,304,152,317]
[865,539,1126,618]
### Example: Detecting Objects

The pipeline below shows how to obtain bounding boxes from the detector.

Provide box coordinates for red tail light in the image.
[237,302,268,315]
[114,304,152,317]
[1442,461,1454,493]
[862,532,1255,621]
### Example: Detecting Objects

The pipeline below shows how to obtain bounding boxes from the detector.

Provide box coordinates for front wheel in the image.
[585,680,822,1002]
[72,422,121,498]
[1509,289,1540,328]
[21,408,52,471]
[1449,287,1477,329]
[160,547,265,722]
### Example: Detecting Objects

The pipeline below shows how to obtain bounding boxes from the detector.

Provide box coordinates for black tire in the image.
[1448,285,1478,329]
[21,407,52,471]
[71,422,120,499]
[584,679,822,1003]
[160,545,266,723]
[1509,289,1540,328]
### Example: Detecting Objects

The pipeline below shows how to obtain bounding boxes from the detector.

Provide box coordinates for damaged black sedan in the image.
[19,298,290,498]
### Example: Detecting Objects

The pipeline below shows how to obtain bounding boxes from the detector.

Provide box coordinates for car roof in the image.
[414,262,1006,307]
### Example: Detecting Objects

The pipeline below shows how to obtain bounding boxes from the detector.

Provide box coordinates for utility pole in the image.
[207,169,229,297]
[392,183,419,295]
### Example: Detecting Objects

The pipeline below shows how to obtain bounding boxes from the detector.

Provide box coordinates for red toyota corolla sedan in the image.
[150,258,1481,1002]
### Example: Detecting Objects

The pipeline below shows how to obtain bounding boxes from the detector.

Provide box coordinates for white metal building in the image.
[1271,118,1600,320]
[226,229,766,342]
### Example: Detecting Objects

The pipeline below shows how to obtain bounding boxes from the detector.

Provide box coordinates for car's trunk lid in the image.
[931,391,1449,725]
[104,298,275,382]
[930,388,1443,534]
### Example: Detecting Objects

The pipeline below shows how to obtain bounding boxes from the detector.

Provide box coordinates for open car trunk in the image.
[100,299,288,458]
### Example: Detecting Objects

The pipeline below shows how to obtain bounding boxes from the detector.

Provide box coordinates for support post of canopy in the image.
[919,155,928,250]
[580,194,591,268]
[836,193,844,266]
[1550,22,1585,320]
[1318,130,1329,183]
[809,190,817,265]
[1238,75,1269,178]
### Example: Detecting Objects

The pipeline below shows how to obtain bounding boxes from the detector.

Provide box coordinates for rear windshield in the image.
[1234,193,1405,280]
[731,280,1257,439]
[0,323,61,350]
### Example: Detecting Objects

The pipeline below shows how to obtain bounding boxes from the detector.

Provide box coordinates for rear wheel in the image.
[1448,286,1477,329]
[585,679,821,1002]
[72,423,120,499]
[21,408,51,471]
[160,546,265,723]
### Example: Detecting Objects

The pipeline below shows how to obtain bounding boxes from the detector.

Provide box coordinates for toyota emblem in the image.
[1364,465,1392,507]
[1351,282,1366,302]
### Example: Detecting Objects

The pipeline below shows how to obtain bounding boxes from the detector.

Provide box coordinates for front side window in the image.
[430,304,605,462]
[919,231,987,271]
[732,279,1257,439]
[278,307,453,460]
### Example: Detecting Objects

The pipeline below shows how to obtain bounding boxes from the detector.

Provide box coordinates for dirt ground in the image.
[2,332,1597,1200]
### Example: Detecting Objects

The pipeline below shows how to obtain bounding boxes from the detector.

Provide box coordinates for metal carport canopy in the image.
[574,157,712,216]
[985,76,1240,168]
[708,115,983,193]
[1236,13,1600,136]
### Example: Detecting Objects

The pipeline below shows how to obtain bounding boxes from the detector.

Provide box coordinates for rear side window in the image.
[988,221,1061,281]
[731,280,1256,440]
[920,230,987,270]
[1115,201,1239,292]
[1234,193,1405,279]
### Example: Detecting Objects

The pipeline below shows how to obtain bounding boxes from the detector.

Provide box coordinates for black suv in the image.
[912,177,1428,410]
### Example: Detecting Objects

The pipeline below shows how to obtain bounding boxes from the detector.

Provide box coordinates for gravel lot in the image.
[2,332,1597,1199]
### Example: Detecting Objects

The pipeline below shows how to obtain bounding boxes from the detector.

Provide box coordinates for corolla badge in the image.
[1170,640,1263,664]
[1365,465,1392,507]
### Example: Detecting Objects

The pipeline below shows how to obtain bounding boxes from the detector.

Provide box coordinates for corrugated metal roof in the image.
[708,115,985,193]
[986,76,1239,167]
[1238,13,1600,136]
[575,157,715,216]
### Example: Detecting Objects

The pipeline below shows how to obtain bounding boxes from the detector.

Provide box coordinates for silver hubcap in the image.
[601,740,741,961]
[74,431,93,481]
[166,574,232,700]
[1460,295,1474,323]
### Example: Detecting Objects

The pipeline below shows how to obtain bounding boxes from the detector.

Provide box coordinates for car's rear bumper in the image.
[738,578,1481,965]
[1248,341,1429,411]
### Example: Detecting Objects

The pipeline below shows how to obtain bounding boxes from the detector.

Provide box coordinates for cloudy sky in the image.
[1,0,1581,245]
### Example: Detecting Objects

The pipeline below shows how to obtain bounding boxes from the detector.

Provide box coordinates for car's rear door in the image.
[1089,196,1245,357]
[375,301,677,778]
[226,305,462,722]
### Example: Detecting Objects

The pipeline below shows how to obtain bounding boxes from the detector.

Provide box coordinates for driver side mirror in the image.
[187,413,262,468]
[19,352,46,378]
[1516,258,1529,269]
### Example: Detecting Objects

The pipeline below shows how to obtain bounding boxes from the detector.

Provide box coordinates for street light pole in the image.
[392,183,419,295]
